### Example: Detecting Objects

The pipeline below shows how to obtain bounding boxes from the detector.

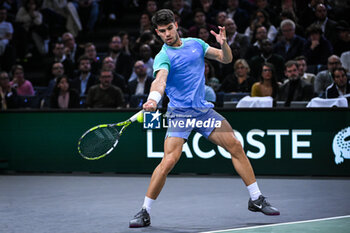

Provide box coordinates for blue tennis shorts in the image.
[165,108,225,140]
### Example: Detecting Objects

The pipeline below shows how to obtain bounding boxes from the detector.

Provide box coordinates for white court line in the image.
[201,215,350,233]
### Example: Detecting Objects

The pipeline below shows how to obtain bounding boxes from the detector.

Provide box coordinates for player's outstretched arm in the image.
[143,69,168,111]
[205,26,232,64]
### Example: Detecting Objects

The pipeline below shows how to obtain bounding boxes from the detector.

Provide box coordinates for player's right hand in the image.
[143,100,157,112]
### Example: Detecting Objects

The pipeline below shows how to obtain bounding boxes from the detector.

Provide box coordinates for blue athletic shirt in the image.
[153,38,214,110]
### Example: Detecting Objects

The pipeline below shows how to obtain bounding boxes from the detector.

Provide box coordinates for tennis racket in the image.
[77,110,143,160]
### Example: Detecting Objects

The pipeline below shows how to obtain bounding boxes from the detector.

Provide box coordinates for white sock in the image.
[247,182,262,201]
[142,196,155,214]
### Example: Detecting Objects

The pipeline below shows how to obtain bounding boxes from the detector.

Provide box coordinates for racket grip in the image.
[129,110,144,122]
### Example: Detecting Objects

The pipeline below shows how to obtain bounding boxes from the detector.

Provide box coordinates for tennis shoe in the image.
[129,208,150,228]
[248,195,280,215]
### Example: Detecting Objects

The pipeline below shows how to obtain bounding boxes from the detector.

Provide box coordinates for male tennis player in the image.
[129,9,279,228]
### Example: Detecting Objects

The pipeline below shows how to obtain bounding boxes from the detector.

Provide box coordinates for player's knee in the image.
[159,157,177,175]
[226,138,243,155]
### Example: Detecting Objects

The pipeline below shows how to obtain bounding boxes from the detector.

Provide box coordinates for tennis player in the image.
[129,9,279,228]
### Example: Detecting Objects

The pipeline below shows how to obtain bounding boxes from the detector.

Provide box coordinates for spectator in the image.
[15,0,49,57]
[128,60,153,96]
[173,11,188,38]
[325,67,350,98]
[204,59,217,103]
[215,11,227,27]
[220,59,255,93]
[108,35,133,81]
[278,9,304,38]
[314,55,342,96]
[50,75,80,109]
[333,21,350,56]
[313,3,337,43]
[340,51,350,72]
[62,32,84,64]
[225,18,249,59]
[145,0,158,16]
[277,60,314,106]
[295,56,316,85]
[101,56,127,93]
[298,0,322,30]
[41,0,82,37]
[86,69,124,108]
[244,25,267,60]
[139,12,153,35]
[273,19,306,62]
[254,0,278,26]
[249,39,285,82]
[129,44,154,82]
[119,31,132,56]
[187,8,217,39]
[0,71,19,109]
[84,42,101,75]
[70,55,97,97]
[251,62,280,99]
[72,0,99,33]
[46,62,65,98]
[303,23,333,66]
[9,65,34,96]
[199,0,218,25]
[0,7,13,57]
[225,0,249,33]
[197,26,218,48]
[244,9,277,43]
[167,0,193,28]
[46,41,75,81]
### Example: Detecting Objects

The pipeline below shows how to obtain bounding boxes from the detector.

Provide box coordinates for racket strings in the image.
[79,126,120,159]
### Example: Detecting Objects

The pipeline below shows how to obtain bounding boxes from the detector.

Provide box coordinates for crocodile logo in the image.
[332,127,350,164]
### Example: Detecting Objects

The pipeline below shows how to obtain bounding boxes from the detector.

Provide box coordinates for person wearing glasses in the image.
[251,62,280,99]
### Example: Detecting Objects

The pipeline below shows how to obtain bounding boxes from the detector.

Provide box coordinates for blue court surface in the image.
[0,174,349,233]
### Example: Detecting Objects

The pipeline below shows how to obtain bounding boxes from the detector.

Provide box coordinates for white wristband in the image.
[147,91,162,104]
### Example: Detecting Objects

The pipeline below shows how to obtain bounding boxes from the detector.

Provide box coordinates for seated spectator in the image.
[333,21,350,56]
[139,12,153,35]
[84,42,101,75]
[225,0,249,33]
[41,0,82,37]
[173,11,188,38]
[224,18,249,59]
[313,3,337,43]
[249,39,285,82]
[244,25,267,60]
[251,63,280,99]
[325,67,350,98]
[129,44,154,82]
[166,0,193,28]
[86,69,124,108]
[303,23,333,66]
[9,65,34,96]
[204,60,217,103]
[119,31,132,56]
[278,9,305,38]
[145,0,158,16]
[128,60,153,96]
[273,19,306,62]
[46,41,75,82]
[295,56,316,85]
[220,59,255,93]
[277,60,314,106]
[50,75,80,109]
[102,56,127,93]
[340,51,350,72]
[0,71,19,109]
[254,0,278,26]
[314,55,342,96]
[216,11,228,27]
[62,32,84,64]
[15,0,49,57]
[72,0,99,33]
[0,7,13,57]
[108,35,133,82]
[199,0,219,25]
[197,26,219,48]
[187,8,217,39]
[46,62,65,98]
[70,55,97,97]
[244,9,277,43]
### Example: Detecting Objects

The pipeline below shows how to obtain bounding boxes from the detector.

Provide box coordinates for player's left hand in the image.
[210,26,227,46]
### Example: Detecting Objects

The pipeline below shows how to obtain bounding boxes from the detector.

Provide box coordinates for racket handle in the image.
[129,110,144,122]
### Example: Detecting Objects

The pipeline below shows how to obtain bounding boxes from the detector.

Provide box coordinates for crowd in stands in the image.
[0,0,350,110]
